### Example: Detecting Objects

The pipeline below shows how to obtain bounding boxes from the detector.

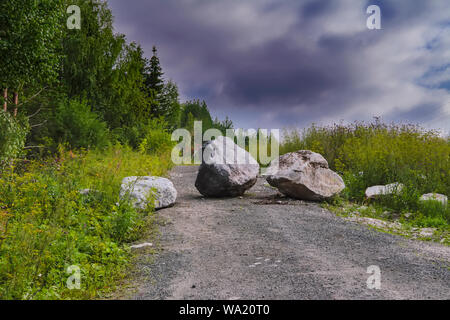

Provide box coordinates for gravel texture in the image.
[124,166,450,300]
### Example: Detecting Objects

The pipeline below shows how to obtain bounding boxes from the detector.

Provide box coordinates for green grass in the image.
[322,197,450,244]
[280,119,449,229]
[0,145,173,299]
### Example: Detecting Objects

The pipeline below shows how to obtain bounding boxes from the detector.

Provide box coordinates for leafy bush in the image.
[115,118,174,154]
[0,146,173,299]
[50,99,110,150]
[0,111,29,166]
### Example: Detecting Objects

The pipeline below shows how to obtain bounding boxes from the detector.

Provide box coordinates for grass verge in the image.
[323,198,449,245]
[0,145,173,299]
[281,119,449,232]
[280,118,450,243]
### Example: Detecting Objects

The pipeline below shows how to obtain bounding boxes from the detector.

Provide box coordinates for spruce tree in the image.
[145,46,164,95]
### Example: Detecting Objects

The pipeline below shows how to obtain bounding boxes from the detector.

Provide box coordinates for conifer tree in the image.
[145,46,164,95]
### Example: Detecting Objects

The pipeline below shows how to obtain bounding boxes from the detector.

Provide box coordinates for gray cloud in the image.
[108,0,450,134]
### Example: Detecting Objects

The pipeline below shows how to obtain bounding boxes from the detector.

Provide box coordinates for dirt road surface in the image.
[125,166,450,300]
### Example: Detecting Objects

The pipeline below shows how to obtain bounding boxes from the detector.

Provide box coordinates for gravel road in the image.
[126,166,450,300]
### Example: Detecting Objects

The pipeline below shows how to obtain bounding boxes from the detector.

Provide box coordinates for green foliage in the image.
[280,120,450,227]
[5,0,231,155]
[157,81,182,130]
[114,118,174,154]
[60,1,153,129]
[281,122,353,169]
[0,111,29,165]
[136,119,175,155]
[0,0,63,90]
[213,116,234,134]
[0,0,234,300]
[144,46,165,96]
[232,129,278,167]
[50,99,110,150]
[0,146,173,299]
[180,100,214,132]
[106,42,154,128]
[61,0,122,100]
[415,200,449,228]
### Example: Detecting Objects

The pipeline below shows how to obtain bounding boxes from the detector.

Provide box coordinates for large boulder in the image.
[120,176,177,210]
[264,150,345,201]
[419,193,448,206]
[195,136,260,197]
[365,182,404,199]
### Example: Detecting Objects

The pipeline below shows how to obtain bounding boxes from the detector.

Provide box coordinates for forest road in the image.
[124,166,450,300]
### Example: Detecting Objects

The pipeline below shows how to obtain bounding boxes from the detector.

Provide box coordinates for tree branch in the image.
[30,120,47,128]
[18,87,47,107]
[27,108,42,119]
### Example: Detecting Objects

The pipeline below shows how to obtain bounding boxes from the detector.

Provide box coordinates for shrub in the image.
[115,118,174,154]
[50,99,110,150]
[138,120,174,154]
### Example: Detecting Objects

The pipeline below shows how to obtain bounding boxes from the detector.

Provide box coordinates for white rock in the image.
[347,216,402,230]
[130,242,153,249]
[79,189,91,195]
[365,182,404,199]
[419,228,436,238]
[120,176,177,210]
[419,193,448,206]
[195,136,259,197]
[264,150,345,201]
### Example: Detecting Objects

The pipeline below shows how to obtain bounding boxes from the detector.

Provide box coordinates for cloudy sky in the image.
[107,0,450,133]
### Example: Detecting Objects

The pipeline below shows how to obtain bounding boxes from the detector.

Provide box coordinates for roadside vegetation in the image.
[0,0,231,299]
[280,119,450,234]
[0,146,173,299]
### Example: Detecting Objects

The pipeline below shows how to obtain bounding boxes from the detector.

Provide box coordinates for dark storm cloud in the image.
[107,0,450,133]
[301,0,333,17]
[220,38,353,106]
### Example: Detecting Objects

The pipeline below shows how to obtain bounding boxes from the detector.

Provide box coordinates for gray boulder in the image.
[120,176,177,210]
[195,136,260,197]
[365,182,404,199]
[419,193,447,206]
[264,150,345,201]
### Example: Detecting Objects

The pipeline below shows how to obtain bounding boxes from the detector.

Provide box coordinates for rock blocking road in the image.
[126,166,450,300]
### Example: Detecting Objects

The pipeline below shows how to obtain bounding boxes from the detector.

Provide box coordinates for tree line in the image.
[0,0,232,162]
